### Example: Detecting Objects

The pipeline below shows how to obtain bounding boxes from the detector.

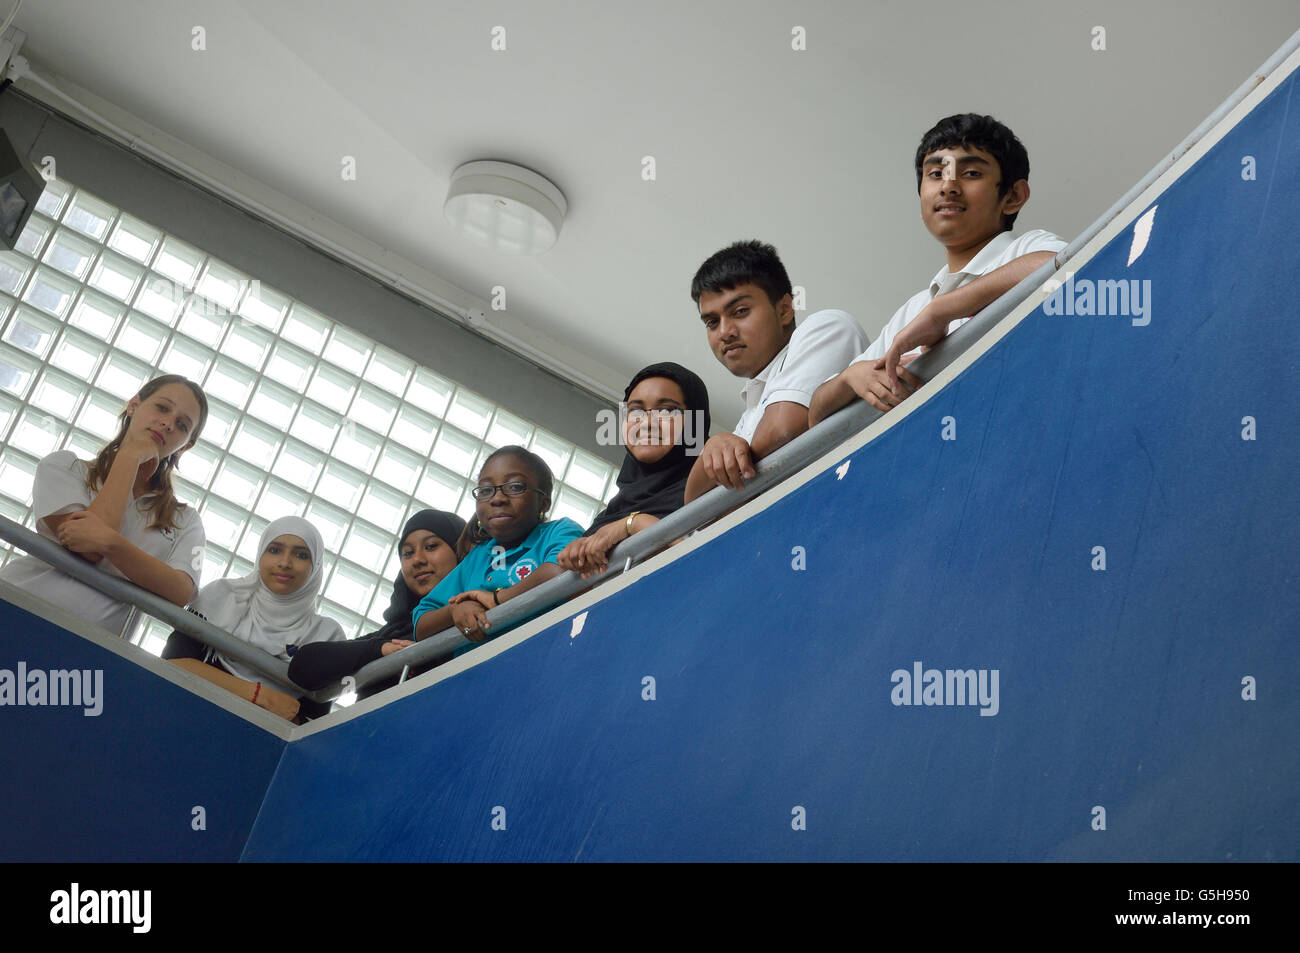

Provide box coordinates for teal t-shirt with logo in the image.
[411,517,584,647]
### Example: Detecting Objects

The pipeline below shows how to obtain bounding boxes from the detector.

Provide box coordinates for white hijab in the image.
[197,516,343,685]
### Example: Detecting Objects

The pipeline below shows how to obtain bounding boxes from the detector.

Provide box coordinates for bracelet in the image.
[625,511,641,537]
[491,588,501,606]
[251,682,261,704]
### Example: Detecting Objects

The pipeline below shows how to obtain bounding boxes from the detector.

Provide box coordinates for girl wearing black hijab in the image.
[558,362,710,578]
[287,509,465,699]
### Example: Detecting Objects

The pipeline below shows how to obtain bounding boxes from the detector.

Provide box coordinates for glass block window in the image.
[0,179,618,648]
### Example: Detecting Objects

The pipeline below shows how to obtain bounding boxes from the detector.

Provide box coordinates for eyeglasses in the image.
[470,481,543,502]
[625,407,685,424]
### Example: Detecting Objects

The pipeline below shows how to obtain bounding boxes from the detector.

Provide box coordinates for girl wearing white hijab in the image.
[165,516,344,705]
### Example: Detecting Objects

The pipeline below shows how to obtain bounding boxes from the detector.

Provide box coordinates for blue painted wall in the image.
[0,599,286,861]
[240,69,1300,860]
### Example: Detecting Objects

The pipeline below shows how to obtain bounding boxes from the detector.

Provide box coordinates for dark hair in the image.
[458,445,555,550]
[690,240,793,306]
[914,114,1030,230]
[86,375,208,532]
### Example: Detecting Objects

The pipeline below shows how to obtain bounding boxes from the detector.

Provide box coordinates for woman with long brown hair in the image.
[0,374,209,637]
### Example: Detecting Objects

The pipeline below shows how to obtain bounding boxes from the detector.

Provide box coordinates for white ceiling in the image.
[10,0,1300,423]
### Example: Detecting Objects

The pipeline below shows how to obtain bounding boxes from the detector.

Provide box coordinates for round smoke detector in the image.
[444,160,568,255]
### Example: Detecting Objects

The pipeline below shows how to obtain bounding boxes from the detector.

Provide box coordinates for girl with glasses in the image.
[412,446,582,650]
[558,362,710,579]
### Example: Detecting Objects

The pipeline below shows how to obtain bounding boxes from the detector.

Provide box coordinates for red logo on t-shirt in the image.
[516,565,531,579]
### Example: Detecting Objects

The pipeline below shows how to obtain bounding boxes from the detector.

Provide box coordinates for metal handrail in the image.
[3,27,1297,706]
[0,516,340,700]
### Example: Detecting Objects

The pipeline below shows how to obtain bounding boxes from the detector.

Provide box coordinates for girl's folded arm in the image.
[100,534,196,606]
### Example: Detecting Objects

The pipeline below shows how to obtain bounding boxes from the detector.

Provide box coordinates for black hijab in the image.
[584,362,711,536]
[369,509,466,640]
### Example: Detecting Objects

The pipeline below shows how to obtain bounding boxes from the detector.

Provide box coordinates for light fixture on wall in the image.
[444,160,567,255]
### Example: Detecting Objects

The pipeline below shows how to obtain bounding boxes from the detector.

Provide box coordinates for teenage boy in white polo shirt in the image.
[685,240,868,502]
[809,114,1066,424]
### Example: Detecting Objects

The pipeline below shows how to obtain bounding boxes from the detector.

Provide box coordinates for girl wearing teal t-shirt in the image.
[412,445,582,644]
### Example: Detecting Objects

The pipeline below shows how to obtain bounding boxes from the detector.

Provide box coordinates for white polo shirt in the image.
[0,450,205,638]
[733,308,869,442]
[855,229,1067,363]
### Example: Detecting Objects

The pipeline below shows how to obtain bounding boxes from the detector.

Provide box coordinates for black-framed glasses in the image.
[471,481,543,502]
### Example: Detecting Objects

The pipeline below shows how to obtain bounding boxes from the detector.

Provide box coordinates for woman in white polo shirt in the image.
[0,374,208,638]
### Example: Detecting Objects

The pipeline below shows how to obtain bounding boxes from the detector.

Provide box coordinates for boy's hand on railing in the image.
[696,433,756,490]
[380,639,414,656]
[882,303,948,390]
[56,510,117,562]
[842,359,922,413]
